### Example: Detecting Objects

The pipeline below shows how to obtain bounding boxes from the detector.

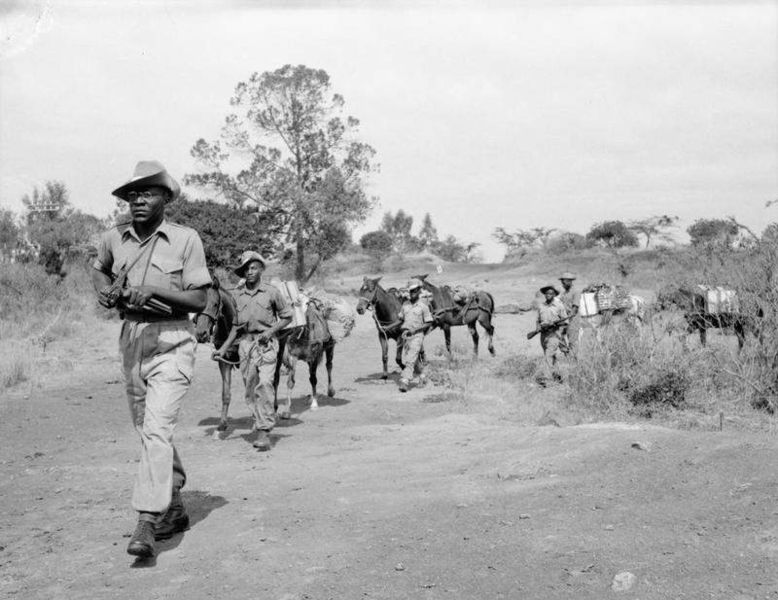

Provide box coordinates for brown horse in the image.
[277,299,336,413]
[412,274,495,357]
[195,282,335,431]
[194,278,240,431]
[355,276,406,379]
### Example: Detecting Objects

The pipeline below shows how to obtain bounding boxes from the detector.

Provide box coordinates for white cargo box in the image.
[270,279,307,329]
[696,285,739,315]
[579,292,599,317]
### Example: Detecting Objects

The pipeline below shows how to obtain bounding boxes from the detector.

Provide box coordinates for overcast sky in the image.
[1,0,776,261]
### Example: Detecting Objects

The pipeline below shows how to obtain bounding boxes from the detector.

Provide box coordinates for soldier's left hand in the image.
[122,286,154,309]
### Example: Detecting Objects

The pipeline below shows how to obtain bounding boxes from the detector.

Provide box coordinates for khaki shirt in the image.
[559,286,580,314]
[93,220,211,294]
[399,300,433,332]
[234,282,292,333]
[537,297,568,327]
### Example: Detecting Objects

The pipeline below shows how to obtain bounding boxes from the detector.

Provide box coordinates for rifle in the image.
[526,317,568,340]
[102,236,172,315]
[104,263,172,315]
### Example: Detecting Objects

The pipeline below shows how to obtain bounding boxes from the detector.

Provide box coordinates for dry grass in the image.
[0,261,96,390]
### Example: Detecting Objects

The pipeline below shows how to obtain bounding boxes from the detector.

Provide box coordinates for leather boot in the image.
[127,520,156,558]
[155,492,190,540]
[253,430,271,451]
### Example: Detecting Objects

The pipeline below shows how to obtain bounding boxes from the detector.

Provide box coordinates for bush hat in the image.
[540,284,559,296]
[406,278,423,291]
[112,160,181,201]
[234,250,266,277]
[559,272,577,281]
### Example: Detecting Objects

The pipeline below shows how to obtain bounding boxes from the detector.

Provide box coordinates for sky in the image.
[1,0,776,262]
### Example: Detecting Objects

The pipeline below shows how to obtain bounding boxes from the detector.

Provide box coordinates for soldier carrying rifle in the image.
[92,161,211,559]
[528,284,569,385]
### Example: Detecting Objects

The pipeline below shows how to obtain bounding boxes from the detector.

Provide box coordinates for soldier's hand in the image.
[98,286,118,309]
[121,286,154,309]
[212,349,224,360]
[256,331,272,344]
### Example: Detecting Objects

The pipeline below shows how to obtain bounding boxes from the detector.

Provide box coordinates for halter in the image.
[196,286,223,339]
[359,284,400,340]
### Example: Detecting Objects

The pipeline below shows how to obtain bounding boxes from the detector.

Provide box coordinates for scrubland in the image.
[2,244,776,433]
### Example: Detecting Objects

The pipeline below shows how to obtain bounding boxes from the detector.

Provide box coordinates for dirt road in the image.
[1,312,777,599]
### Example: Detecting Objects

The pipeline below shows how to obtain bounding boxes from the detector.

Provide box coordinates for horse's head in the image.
[194,285,221,343]
[356,276,382,315]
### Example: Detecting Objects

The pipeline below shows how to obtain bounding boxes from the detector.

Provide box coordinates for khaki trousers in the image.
[120,318,196,515]
[400,333,425,383]
[238,335,278,431]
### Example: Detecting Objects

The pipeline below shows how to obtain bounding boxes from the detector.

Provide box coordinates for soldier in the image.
[213,251,292,451]
[92,160,211,558]
[536,284,569,384]
[398,278,434,392]
[558,272,580,354]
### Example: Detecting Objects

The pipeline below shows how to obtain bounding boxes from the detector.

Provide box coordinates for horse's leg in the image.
[735,320,746,353]
[309,353,320,410]
[468,318,480,358]
[698,322,707,347]
[443,323,452,356]
[325,341,335,398]
[379,334,389,380]
[480,311,495,356]
[217,361,232,432]
[285,356,296,414]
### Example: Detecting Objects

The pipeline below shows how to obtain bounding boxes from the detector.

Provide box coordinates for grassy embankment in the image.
[0,261,104,389]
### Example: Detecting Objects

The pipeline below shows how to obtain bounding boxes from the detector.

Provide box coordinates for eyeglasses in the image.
[126,191,162,201]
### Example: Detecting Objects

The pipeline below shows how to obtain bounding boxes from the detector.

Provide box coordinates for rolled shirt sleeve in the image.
[181,231,212,290]
[272,288,293,320]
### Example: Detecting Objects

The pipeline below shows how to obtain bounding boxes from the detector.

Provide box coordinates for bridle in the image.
[196,286,223,339]
[358,284,399,340]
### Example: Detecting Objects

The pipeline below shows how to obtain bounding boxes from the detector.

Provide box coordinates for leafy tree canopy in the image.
[586,220,639,249]
[687,218,738,247]
[627,215,678,248]
[186,64,377,283]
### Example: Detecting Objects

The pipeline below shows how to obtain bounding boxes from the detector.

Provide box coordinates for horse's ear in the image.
[373,276,383,283]
[212,274,221,290]
[418,273,429,281]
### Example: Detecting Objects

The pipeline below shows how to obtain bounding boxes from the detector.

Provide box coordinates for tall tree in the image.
[187,64,377,283]
[627,215,678,248]
[380,209,415,254]
[418,212,439,249]
[0,209,19,258]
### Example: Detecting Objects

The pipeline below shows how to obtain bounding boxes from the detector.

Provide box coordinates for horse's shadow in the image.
[130,490,228,568]
[354,372,400,384]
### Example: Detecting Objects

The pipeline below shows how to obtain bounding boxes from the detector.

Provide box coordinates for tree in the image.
[187,64,377,283]
[164,196,280,269]
[417,213,439,250]
[432,235,468,262]
[359,230,393,259]
[492,226,557,261]
[0,209,19,258]
[380,209,415,254]
[21,181,105,276]
[687,218,738,247]
[627,215,679,248]
[586,221,639,249]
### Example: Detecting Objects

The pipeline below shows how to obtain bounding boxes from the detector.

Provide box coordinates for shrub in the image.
[628,369,690,409]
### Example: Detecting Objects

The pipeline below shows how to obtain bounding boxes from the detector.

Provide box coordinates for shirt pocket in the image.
[148,257,184,290]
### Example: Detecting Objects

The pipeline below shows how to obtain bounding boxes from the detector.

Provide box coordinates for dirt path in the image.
[1,314,777,599]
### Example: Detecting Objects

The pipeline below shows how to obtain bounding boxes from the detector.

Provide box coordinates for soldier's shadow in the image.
[130,490,228,568]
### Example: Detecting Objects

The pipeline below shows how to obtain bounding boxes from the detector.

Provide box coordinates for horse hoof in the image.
[278,410,291,420]
[310,399,319,410]
[327,387,335,398]
[216,421,228,432]
[381,374,388,381]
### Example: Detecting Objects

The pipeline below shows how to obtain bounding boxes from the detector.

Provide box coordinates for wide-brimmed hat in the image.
[234,250,266,277]
[406,278,423,291]
[540,284,559,296]
[112,160,181,201]
[559,272,577,281]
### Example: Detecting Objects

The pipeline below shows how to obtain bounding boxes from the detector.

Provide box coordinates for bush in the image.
[628,369,690,410]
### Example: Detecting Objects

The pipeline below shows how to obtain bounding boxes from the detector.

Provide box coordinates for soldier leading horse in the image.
[356,276,406,379]
[412,274,496,357]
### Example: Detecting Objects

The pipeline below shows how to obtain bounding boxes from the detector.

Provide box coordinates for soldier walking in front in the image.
[92,161,211,558]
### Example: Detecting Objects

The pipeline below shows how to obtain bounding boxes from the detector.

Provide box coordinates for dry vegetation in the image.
[2,243,777,434]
